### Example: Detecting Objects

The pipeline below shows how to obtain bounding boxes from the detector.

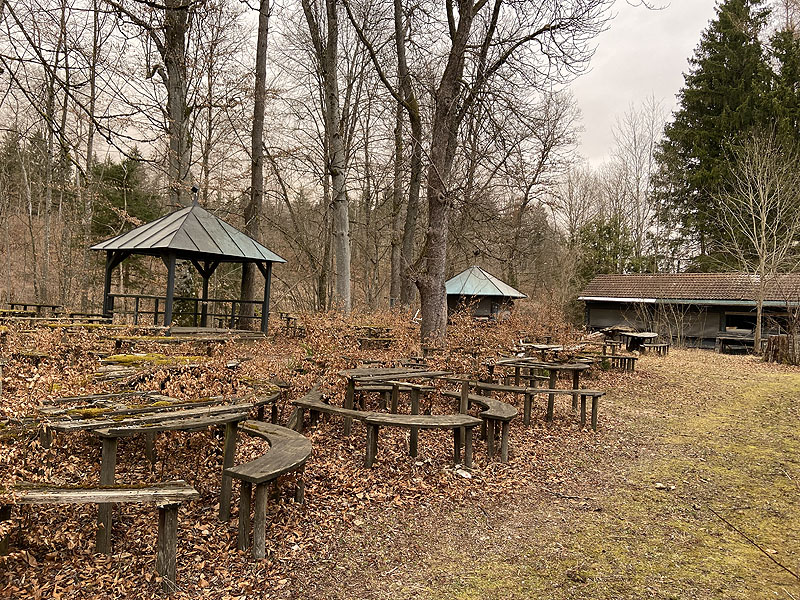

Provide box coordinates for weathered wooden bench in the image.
[362,413,481,468]
[441,390,517,462]
[224,421,312,559]
[607,354,637,371]
[354,382,435,411]
[641,342,669,356]
[524,388,604,430]
[1,481,198,593]
[291,388,370,432]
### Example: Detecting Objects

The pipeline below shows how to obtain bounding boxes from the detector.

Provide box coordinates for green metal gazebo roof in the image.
[91,202,286,263]
[445,266,526,299]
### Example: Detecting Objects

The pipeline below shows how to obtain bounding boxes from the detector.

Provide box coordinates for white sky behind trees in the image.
[571,0,719,165]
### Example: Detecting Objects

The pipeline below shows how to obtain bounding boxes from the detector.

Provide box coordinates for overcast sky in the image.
[571,0,720,165]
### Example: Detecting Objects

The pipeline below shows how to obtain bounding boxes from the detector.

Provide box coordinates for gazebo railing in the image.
[107,293,264,329]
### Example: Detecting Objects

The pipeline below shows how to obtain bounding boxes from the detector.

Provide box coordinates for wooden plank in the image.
[252,483,268,559]
[156,504,179,593]
[364,414,481,429]
[50,402,252,433]
[11,481,198,505]
[237,482,252,551]
[218,422,238,522]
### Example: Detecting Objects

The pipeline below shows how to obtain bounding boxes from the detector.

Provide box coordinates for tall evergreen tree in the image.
[770,27,800,139]
[654,0,772,266]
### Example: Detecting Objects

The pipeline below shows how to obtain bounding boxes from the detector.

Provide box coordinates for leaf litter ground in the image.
[0,311,798,599]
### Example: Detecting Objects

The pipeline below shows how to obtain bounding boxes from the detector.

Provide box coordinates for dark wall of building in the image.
[447,295,513,319]
[584,301,787,348]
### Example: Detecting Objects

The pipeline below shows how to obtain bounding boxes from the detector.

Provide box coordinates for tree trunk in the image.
[389,101,403,306]
[164,0,190,205]
[239,0,270,330]
[416,0,475,343]
[396,0,421,307]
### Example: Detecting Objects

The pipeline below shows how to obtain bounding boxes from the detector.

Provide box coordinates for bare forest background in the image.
[1,0,799,339]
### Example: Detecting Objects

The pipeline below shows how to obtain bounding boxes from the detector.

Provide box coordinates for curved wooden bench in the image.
[362,413,481,468]
[1,481,197,593]
[441,390,517,463]
[525,388,604,430]
[291,389,369,432]
[642,342,669,356]
[225,421,312,559]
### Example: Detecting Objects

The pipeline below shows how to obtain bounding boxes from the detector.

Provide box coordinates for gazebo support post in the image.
[191,260,220,327]
[163,253,177,327]
[257,261,272,334]
[101,250,129,319]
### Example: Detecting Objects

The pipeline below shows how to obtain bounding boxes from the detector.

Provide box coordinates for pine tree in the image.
[654,0,772,265]
[770,27,800,139]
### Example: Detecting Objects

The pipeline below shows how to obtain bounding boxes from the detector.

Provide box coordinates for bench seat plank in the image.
[9,482,199,505]
[363,413,481,429]
[225,422,312,484]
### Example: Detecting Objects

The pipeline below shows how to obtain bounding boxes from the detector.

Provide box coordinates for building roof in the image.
[91,203,286,263]
[445,266,527,299]
[579,273,800,305]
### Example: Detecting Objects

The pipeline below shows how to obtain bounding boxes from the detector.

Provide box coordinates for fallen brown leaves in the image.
[0,305,615,599]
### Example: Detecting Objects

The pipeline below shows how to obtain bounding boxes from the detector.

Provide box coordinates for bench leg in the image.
[591,397,599,431]
[410,389,420,457]
[453,428,462,465]
[390,384,399,414]
[547,372,556,423]
[96,436,118,554]
[218,422,238,522]
[344,380,355,436]
[500,422,509,464]
[464,428,473,468]
[486,419,495,458]
[253,483,269,559]
[580,395,587,429]
[156,503,179,593]
[295,467,305,503]
[0,505,10,555]
[256,405,265,421]
[480,419,487,440]
[144,432,156,465]
[295,407,305,433]
[365,425,379,468]
[572,371,579,412]
[271,403,278,424]
[380,391,389,411]
[237,482,252,551]
[524,393,532,426]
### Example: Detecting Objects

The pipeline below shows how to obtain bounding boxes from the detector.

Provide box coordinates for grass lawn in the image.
[299,349,800,599]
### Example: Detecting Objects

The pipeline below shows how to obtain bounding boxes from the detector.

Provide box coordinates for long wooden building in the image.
[579,273,800,348]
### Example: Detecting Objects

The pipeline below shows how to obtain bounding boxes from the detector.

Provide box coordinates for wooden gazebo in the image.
[91,202,285,332]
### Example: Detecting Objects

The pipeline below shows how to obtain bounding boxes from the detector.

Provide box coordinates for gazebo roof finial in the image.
[191,185,200,206]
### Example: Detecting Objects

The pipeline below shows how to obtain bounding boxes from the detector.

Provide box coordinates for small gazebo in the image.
[91,201,285,332]
[445,266,526,319]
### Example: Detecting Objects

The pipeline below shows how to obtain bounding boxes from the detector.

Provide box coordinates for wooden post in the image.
[572,369,580,412]
[546,370,557,423]
[486,419,495,458]
[514,366,520,386]
[163,253,177,327]
[257,262,272,334]
[0,504,10,555]
[200,273,210,327]
[591,397,599,431]
[453,428,462,464]
[365,425,378,467]
[500,422,509,464]
[237,482,252,551]
[156,503,179,593]
[409,388,419,457]
[580,395,587,428]
[464,428,473,468]
[144,432,156,465]
[294,467,305,503]
[253,484,268,559]
[343,379,355,436]
[102,253,114,318]
[153,297,160,326]
[524,392,532,426]
[390,383,399,413]
[95,436,118,554]
[459,381,469,451]
[218,422,238,522]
